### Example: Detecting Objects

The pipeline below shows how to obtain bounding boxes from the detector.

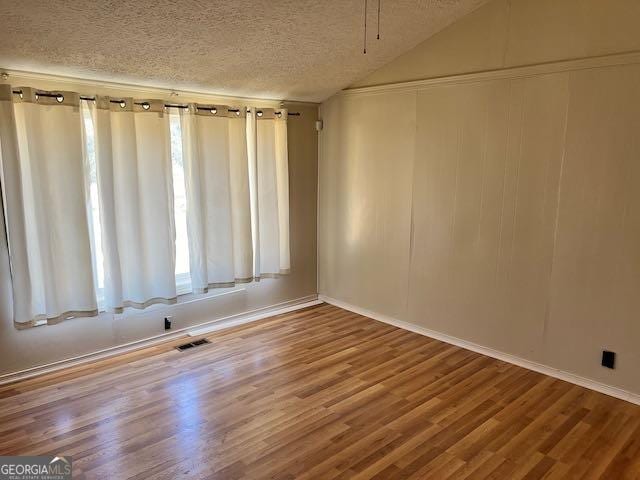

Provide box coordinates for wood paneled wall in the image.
[319,60,640,394]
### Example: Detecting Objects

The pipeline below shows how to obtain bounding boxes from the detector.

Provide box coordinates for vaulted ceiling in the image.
[0,0,487,102]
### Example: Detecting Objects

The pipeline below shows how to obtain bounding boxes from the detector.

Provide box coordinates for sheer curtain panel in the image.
[179,106,253,292]
[0,85,97,327]
[88,98,177,311]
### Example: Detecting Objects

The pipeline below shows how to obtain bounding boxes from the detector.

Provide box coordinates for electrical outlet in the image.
[164,316,172,330]
[601,350,615,369]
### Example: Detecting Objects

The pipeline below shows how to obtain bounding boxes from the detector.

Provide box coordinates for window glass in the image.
[81,105,106,310]
[169,113,192,295]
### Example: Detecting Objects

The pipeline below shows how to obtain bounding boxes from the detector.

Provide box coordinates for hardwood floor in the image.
[1,303,639,479]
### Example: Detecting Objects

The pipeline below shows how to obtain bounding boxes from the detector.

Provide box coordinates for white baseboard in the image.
[188,298,323,336]
[8,292,637,406]
[0,295,320,386]
[319,295,640,406]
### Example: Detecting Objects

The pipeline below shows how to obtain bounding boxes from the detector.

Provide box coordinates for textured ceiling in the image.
[0,0,487,102]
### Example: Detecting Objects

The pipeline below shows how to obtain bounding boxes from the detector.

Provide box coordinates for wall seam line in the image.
[541,74,571,343]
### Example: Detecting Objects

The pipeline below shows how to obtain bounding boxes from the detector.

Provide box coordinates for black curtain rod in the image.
[10,90,301,116]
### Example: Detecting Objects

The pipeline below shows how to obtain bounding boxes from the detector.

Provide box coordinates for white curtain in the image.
[0,86,97,327]
[253,108,290,276]
[179,106,253,292]
[1,84,291,328]
[88,98,176,311]
[181,106,290,290]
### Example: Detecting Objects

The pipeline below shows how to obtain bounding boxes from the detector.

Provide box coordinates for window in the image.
[82,106,106,310]
[169,113,192,295]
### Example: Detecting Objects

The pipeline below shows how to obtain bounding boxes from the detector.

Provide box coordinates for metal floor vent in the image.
[176,338,211,351]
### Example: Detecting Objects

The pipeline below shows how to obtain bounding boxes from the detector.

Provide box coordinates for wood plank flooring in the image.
[0,303,639,479]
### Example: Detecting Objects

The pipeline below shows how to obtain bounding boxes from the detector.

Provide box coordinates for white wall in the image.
[319,0,640,395]
[0,75,318,376]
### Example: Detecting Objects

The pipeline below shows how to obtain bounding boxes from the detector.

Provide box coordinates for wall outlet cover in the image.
[602,350,616,369]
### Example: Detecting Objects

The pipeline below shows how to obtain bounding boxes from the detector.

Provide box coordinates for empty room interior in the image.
[1,0,640,478]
